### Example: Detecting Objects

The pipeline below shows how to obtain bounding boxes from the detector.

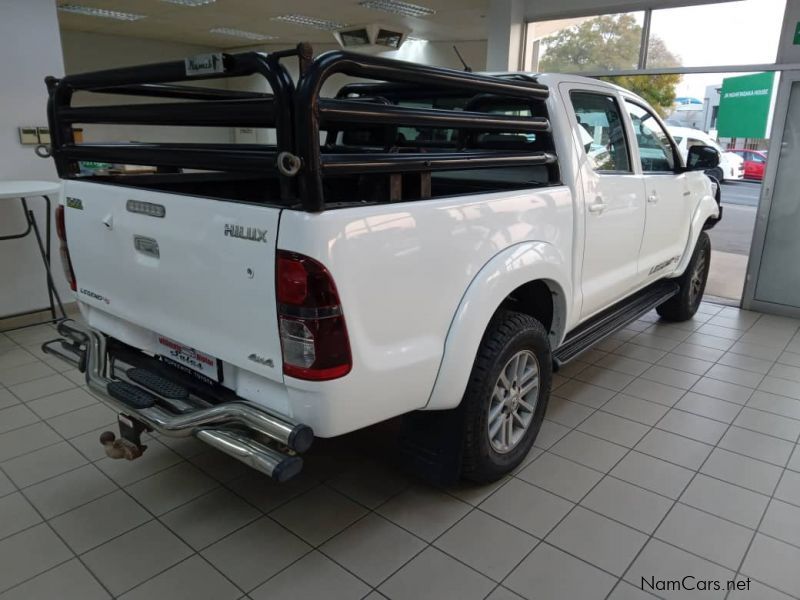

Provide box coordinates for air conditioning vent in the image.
[333,23,411,51]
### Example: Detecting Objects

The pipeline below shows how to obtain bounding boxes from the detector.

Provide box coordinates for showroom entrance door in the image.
[744,72,800,315]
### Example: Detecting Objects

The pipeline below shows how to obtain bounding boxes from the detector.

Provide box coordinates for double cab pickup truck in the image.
[42,44,720,483]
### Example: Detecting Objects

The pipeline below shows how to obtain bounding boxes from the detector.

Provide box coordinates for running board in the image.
[553,281,679,369]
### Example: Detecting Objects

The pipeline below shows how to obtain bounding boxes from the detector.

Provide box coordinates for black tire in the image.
[461,310,552,483]
[656,232,711,322]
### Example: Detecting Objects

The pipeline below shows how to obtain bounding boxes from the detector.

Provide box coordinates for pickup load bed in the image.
[42,44,720,483]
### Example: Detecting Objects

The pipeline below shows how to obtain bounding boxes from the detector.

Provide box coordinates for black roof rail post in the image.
[250,52,297,200]
[46,76,77,177]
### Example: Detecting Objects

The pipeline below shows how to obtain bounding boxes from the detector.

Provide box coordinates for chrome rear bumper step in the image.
[42,320,312,481]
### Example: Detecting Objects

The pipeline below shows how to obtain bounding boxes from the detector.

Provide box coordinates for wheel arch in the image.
[675,192,720,276]
[424,241,570,411]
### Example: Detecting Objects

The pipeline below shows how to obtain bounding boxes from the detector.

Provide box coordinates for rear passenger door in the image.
[566,88,647,320]
[623,100,692,282]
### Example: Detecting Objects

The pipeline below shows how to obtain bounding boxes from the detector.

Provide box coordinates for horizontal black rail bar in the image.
[336,73,544,102]
[59,54,254,90]
[56,143,278,173]
[338,82,469,101]
[90,83,271,101]
[320,151,557,175]
[319,99,550,132]
[307,55,549,101]
[59,98,276,127]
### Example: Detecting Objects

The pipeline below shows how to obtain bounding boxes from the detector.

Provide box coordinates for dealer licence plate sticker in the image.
[156,335,219,382]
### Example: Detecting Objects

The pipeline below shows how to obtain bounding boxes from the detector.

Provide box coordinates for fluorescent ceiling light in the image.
[209,27,277,40]
[359,0,435,18]
[57,4,146,20]
[161,0,216,5]
[405,36,428,42]
[271,14,348,30]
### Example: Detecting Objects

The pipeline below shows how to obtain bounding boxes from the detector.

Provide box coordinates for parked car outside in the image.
[668,126,744,182]
[730,149,767,181]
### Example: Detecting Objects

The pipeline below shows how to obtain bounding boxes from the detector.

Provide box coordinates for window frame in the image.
[568,90,634,175]
[623,98,682,175]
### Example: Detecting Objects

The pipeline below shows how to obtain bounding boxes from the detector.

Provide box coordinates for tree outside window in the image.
[536,14,682,116]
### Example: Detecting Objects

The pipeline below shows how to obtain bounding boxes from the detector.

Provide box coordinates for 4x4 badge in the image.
[224,224,267,243]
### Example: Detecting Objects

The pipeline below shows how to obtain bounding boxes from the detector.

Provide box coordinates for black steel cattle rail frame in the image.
[46,44,557,212]
[46,47,302,200]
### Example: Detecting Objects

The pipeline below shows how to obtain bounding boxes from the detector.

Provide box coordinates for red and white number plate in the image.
[156,334,219,382]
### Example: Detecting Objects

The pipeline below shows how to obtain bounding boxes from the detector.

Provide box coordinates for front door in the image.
[624,100,692,281]
[566,88,647,320]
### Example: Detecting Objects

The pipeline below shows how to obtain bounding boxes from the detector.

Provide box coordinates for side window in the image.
[752,153,766,163]
[624,101,677,173]
[569,92,630,173]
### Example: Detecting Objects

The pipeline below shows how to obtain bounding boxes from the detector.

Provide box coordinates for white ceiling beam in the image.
[486,0,525,71]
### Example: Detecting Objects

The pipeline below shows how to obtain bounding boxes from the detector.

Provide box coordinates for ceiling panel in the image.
[56,0,489,48]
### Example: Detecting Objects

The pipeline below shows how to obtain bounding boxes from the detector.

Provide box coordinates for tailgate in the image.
[63,180,284,383]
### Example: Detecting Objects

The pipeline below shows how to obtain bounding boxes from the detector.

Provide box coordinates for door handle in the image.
[588,201,607,214]
[647,192,659,204]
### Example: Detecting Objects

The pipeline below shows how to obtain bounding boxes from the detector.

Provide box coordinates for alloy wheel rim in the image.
[488,350,540,454]
[689,249,707,306]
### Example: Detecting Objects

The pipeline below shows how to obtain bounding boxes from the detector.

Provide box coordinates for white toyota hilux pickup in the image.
[42,45,720,483]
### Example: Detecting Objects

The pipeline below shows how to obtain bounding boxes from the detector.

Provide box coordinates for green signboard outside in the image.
[716,72,776,139]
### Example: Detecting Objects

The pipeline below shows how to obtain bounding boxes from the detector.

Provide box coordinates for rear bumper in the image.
[43,320,313,481]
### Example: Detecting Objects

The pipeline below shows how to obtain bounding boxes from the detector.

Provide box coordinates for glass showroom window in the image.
[646,0,785,68]
[526,12,645,73]
[525,0,786,74]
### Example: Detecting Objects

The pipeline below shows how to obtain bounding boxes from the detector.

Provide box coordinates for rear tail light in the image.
[276,251,351,380]
[55,205,77,291]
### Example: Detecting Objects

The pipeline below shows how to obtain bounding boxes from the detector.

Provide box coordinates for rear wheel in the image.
[656,232,711,322]
[461,310,551,482]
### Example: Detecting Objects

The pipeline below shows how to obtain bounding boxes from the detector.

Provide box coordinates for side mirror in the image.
[686,145,720,170]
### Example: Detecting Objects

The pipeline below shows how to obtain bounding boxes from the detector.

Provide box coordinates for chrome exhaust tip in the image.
[196,429,303,482]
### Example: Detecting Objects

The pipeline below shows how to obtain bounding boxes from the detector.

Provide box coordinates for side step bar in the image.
[553,280,679,369]
[42,320,312,482]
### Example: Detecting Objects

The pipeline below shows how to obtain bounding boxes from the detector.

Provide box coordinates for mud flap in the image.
[397,407,464,485]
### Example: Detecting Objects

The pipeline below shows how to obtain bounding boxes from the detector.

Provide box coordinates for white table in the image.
[0,181,65,323]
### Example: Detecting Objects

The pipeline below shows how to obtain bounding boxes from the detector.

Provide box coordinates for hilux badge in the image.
[224,224,267,243]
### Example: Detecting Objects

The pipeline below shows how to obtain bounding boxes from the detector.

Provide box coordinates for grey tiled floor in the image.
[1,303,800,599]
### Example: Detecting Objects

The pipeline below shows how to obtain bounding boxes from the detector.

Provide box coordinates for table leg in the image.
[22,197,66,321]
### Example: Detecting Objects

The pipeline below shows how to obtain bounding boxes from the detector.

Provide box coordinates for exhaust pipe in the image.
[196,429,302,482]
[46,320,312,481]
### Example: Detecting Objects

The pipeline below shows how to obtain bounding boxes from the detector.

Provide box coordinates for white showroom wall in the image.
[0,0,68,318]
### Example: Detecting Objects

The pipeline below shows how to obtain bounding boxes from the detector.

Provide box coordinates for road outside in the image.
[708,181,760,254]
[705,180,760,300]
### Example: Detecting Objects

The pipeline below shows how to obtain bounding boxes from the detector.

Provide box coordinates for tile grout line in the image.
[0,463,117,599]
[606,309,790,600]
[723,423,800,600]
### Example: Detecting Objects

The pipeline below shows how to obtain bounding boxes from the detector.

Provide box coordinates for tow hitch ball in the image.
[100,414,149,460]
